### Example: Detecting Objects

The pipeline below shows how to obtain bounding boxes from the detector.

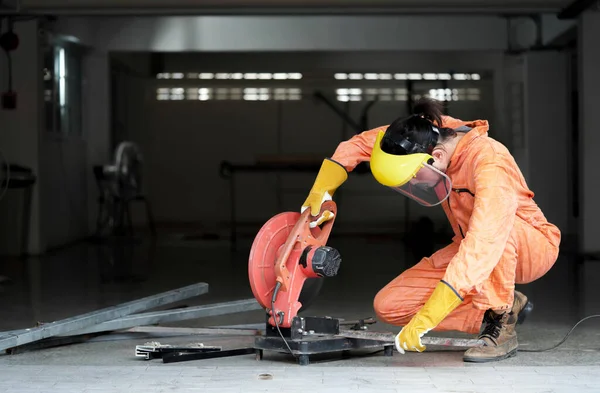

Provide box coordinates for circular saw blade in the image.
[248,211,323,311]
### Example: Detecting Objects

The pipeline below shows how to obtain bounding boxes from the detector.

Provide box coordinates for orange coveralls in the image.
[331,116,561,334]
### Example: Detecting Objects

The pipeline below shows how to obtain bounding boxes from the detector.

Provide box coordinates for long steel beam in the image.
[61,298,262,336]
[125,325,263,336]
[0,282,209,352]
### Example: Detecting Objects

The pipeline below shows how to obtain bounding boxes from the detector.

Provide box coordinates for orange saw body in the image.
[248,201,341,328]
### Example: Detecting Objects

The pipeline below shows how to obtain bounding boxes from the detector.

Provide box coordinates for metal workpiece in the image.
[337,330,485,348]
[0,282,209,352]
[63,298,262,336]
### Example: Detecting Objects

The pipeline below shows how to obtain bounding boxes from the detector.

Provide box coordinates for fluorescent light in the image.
[59,48,66,106]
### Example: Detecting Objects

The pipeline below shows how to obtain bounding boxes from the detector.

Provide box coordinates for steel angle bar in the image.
[6,333,106,355]
[337,330,484,348]
[0,282,209,352]
[206,323,265,330]
[60,298,262,336]
[125,326,263,336]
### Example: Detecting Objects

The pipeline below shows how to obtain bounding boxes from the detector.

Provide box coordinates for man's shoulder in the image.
[468,135,515,165]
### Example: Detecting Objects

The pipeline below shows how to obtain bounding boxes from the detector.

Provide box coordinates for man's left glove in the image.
[395,280,462,354]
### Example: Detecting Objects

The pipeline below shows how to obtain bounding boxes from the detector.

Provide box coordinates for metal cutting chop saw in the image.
[132,202,484,365]
[248,201,395,365]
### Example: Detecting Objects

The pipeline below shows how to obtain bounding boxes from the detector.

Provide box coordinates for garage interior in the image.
[0,1,600,391]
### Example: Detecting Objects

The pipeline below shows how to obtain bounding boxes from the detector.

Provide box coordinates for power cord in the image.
[520,314,600,353]
[271,282,297,358]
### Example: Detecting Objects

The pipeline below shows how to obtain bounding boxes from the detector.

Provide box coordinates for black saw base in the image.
[148,315,393,366]
[254,314,394,366]
[254,334,394,366]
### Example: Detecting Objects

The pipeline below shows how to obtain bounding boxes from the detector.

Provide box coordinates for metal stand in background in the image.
[219,161,322,251]
[219,92,378,251]
[93,141,156,239]
[0,162,36,258]
[313,91,377,136]
[312,90,376,176]
[0,282,262,355]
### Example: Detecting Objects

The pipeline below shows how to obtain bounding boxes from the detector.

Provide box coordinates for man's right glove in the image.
[301,158,348,228]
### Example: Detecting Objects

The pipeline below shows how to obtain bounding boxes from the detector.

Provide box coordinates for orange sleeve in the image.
[441,152,519,299]
[441,115,467,129]
[330,126,387,171]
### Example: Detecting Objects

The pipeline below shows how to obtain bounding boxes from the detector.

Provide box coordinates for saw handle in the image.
[274,201,337,293]
[307,200,337,242]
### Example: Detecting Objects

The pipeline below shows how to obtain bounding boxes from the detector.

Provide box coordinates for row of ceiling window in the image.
[155,87,481,102]
[156,72,482,81]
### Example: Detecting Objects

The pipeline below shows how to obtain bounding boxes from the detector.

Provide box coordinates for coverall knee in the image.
[373,216,560,334]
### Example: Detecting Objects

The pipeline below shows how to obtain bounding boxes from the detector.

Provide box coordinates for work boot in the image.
[463,310,519,363]
[513,290,534,325]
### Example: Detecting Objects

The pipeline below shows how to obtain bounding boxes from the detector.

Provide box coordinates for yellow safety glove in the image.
[395,280,462,353]
[301,158,348,228]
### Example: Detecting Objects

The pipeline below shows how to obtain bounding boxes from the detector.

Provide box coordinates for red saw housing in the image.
[248,201,341,328]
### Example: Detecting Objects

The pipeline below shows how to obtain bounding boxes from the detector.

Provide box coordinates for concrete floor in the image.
[1,231,600,392]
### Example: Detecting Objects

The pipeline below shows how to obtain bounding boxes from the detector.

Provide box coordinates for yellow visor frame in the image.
[370,130,452,207]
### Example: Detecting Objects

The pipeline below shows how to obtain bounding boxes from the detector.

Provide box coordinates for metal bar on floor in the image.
[5,333,107,355]
[0,282,209,352]
[124,325,263,337]
[61,298,262,336]
[337,330,484,348]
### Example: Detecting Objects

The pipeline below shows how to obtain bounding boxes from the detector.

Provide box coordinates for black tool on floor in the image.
[135,342,222,360]
[162,348,257,363]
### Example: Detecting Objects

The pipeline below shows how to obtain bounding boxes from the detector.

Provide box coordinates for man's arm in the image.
[330,126,386,171]
[442,152,519,300]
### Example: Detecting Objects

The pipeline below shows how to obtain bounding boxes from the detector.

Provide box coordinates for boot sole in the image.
[463,348,518,363]
[517,300,533,325]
